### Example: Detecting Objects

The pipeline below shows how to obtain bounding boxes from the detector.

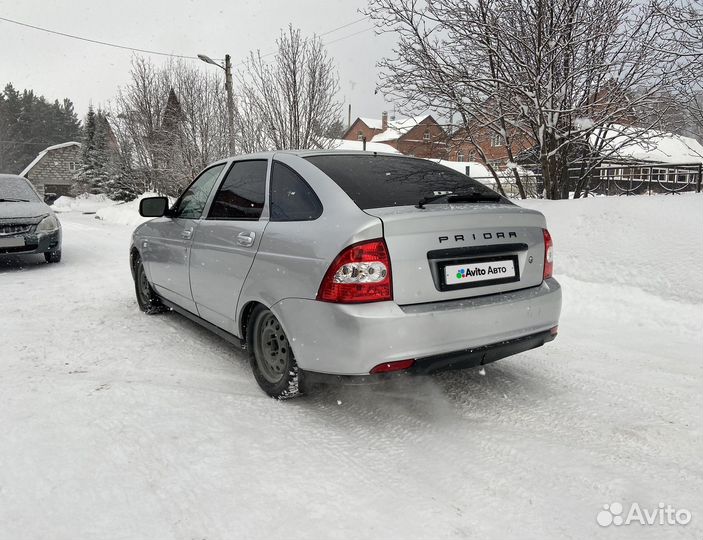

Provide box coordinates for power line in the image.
[0,16,199,60]
[324,26,375,46]
[318,16,369,37]
[0,14,373,63]
[234,21,375,67]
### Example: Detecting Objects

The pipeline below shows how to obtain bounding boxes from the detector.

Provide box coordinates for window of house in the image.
[468,151,477,161]
[357,131,364,141]
[457,152,465,162]
[490,133,504,147]
[423,130,431,142]
[270,161,322,221]
[68,161,78,172]
[208,160,267,220]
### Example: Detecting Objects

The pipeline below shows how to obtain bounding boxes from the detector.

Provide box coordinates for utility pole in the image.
[224,54,235,155]
[198,53,236,155]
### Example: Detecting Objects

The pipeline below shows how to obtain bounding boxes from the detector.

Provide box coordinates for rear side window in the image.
[305,154,503,210]
[208,160,267,220]
[270,162,322,221]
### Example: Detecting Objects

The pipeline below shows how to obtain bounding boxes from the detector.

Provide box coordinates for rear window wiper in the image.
[416,190,501,208]
[0,198,30,202]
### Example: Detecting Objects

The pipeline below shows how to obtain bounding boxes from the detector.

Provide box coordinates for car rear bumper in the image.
[0,230,61,255]
[301,328,557,385]
[271,277,562,376]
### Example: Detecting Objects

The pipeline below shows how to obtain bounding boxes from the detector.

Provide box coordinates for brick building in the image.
[448,127,534,170]
[342,112,448,159]
[20,142,81,199]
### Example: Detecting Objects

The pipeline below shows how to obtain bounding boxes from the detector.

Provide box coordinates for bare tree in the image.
[367,0,695,198]
[236,26,342,151]
[111,56,229,197]
[658,0,703,149]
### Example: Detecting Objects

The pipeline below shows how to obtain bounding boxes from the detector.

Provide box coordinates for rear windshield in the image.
[305,154,503,210]
[0,176,41,202]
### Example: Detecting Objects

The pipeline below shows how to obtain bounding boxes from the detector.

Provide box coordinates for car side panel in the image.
[138,217,199,313]
[189,219,269,334]
[234,152,385,337]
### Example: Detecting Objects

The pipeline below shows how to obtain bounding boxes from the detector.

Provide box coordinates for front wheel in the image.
[248,306,302,399]
[134,255,167,314]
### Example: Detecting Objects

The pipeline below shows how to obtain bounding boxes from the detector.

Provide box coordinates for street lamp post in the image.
[198,53,236,155]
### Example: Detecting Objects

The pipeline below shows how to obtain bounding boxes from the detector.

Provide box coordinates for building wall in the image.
[395,122,448,159]
[449,128,534,168]
[342,119,382,142]
[25,145,81,196]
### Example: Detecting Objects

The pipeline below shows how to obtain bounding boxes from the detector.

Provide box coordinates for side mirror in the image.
[139,196,169,217]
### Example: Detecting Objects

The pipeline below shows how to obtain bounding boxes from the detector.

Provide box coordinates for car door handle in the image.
[181,227,193,239]
[237,232,255,247]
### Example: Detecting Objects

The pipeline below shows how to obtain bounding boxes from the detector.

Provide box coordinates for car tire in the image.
[134,255,167,314]
[247,305,302,399]
[44,250,61,263]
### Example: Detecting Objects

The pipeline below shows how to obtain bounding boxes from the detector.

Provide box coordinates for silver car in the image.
[131,152,561,398]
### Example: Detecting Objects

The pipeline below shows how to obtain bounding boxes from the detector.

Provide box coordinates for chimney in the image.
[381,111,388,131]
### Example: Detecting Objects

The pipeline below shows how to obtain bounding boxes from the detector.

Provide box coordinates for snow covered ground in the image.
[1,194,701,540]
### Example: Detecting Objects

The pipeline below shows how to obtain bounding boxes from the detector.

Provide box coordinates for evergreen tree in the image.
[0,82,82,174]
[77,107,122,196]
[76,106,99,193]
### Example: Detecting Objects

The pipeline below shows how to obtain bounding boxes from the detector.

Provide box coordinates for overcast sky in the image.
[0,0,398,126]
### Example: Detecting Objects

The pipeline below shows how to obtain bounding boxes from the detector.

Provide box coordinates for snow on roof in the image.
[20,141,81,177]
[593,125,703,164]
[326,138,400,153]
[371,114,432,143]
[358,117,383,130]
[432,159,493,179]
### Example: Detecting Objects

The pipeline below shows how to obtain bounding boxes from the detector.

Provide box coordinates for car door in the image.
[145,164,225,313]
[189,159,269,334]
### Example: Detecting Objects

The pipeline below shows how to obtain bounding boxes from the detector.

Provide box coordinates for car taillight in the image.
[317,239,392,303]
[543,228,553,280]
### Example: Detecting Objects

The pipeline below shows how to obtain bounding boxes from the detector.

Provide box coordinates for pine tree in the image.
[77,107,126,197]
[0,82,81,174]
[76,106,99,194]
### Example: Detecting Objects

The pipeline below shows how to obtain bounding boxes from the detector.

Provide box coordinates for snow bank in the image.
[523,192,703,304]
[51,193,117,214]
[324,138,400,153]
[94,193,166,228]
[1,193,701,540]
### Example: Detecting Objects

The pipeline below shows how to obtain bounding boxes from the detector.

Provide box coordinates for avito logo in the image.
[456,267,488,280]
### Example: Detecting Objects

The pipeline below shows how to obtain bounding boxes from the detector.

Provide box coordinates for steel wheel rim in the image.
[256,313,290,384]
[138,265,151,303]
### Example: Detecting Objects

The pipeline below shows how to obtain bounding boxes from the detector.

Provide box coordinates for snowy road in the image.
[1,195,701,539]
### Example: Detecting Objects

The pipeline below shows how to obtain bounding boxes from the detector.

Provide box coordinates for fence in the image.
[470,162,702,198]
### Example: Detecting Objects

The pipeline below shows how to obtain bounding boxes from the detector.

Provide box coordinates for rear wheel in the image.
[248,306,302,399]
[134,255,167,314]
[44,250,61,263]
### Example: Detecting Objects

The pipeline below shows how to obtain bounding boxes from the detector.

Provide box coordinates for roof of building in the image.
[20,141,81,177]
[358,117,384,130]
[371,114,433,143]
[594,125,703,164]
